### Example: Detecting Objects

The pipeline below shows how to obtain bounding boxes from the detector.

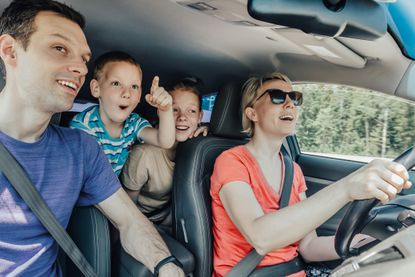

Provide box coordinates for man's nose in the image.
[68,60,88,77]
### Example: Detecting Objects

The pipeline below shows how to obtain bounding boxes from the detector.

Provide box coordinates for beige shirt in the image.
[121,144,175,223]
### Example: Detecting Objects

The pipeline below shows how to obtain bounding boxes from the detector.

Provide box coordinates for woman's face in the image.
[248,79,299,138]
[171,88,203,142]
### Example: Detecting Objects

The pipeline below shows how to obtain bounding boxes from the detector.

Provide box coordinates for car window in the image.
[293,83,415,163]
[201,92,217,123]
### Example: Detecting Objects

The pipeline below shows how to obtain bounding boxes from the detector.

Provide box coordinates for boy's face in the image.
[10,11,91,113]
[91,61,142,125]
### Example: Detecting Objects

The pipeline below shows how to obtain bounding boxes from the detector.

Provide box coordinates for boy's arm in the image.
[140,77,175,149]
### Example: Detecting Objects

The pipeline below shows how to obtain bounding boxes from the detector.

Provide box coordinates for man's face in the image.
[13,11,91,113]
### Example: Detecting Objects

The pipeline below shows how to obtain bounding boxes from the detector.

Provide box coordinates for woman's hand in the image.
[340,159,412,204]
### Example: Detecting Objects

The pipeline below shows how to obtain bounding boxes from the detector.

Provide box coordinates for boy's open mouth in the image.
[119,105,129,110]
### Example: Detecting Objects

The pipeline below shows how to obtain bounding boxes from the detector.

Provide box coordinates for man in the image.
[0,0,184,276]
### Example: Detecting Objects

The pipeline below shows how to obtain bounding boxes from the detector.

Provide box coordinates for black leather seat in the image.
[59,206,112,277]
[172,80,248,277]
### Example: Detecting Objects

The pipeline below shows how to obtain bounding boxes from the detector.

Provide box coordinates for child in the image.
[70,51,175,175]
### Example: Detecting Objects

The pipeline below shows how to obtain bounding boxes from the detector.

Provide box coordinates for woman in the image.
[121,81,207,227]
[210,72,411,277]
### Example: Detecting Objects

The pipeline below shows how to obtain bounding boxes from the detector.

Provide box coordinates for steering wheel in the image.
[334,146,415,259]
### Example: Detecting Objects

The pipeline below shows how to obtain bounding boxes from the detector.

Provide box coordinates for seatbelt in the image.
[0,142,98,277]
[226,146,297,277]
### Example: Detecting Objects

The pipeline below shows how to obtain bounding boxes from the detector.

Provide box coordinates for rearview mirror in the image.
[248,0,387,40]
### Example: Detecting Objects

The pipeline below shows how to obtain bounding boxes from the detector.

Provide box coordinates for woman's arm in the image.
[219,159,410,256]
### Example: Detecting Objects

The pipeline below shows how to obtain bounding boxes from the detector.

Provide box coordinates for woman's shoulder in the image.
[216,145,250,166]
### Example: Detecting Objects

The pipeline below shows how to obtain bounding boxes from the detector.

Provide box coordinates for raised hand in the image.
[145,76,172,112]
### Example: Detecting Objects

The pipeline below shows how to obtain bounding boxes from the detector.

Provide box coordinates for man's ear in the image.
[245,107,257,122]
[90,79,100,99]
[0,34,18,67]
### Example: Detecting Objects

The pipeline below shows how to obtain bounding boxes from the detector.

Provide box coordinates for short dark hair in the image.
[0,0,85,49]
[92,51,141,80]
[0,0,85,76]
[169,80,202,110]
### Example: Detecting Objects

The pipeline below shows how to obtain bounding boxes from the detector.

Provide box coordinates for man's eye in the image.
[173,108,178,113]
[111,81,121,86]
[54,46,67,54]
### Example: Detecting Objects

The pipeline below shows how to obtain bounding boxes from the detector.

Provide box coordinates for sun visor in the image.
[248,0,387,40]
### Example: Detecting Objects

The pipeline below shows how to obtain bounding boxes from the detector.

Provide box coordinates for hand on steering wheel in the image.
[335,147,415,259]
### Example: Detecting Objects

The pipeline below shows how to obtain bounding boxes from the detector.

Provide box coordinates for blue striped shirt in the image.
[69,105,151,175]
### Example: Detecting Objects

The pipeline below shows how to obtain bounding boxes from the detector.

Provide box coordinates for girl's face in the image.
[171,88,203,142]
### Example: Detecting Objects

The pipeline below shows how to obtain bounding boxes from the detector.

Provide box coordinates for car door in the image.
[288,82,415,236]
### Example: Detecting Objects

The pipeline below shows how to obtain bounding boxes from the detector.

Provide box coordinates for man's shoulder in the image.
[49,124,100,145]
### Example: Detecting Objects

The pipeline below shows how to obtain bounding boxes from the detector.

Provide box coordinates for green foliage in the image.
[294,83,415,159]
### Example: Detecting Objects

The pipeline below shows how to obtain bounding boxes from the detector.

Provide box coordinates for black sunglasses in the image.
[254,89,303,106]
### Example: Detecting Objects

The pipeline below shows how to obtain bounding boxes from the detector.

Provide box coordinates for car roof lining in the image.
[0,0,413,101]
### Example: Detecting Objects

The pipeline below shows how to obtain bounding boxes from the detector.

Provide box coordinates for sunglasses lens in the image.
[290,92,303,106]
[270,91,286,104]
[268,90,302,106]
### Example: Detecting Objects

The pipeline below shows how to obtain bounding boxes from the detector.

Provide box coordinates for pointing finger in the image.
[151,76,159,94]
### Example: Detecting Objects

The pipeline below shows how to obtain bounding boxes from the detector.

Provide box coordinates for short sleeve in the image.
[120,145,149,192]
[69,112,97,138]
[130,114,152,143]
[210,150,251,196]
[77,133,121,206]
[293,162,307,194]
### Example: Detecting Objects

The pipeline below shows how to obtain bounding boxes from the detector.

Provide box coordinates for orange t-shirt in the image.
[210,146,307,277]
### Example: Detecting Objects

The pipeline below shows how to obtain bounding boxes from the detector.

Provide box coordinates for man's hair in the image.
[92,51,142,80]
[241,72,292,137]
[169,79,202,110]
[0,0,85,48]
[0,0,85,76]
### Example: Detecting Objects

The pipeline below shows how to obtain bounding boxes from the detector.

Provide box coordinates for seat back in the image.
[59,206,111,277]
[172,81,248,277]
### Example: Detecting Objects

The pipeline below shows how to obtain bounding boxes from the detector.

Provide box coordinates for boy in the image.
[70,51,175,175]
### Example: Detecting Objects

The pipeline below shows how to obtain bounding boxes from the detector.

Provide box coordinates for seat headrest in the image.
[210,81,249,139]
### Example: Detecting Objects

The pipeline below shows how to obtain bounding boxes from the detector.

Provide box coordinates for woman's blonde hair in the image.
[241,72,292,137]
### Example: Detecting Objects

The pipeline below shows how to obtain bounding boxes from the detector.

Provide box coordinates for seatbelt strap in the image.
[279,146,294,208]
[0,142,98,277]
[226,146,295,277]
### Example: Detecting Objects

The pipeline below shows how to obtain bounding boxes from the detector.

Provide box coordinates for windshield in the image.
[386,0,415,59]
